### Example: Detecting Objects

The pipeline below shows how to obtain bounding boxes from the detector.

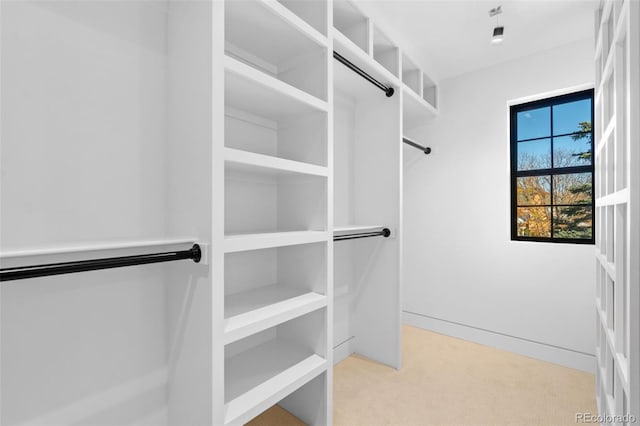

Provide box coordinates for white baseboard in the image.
[403,311,596,373]
[333,337,355,365]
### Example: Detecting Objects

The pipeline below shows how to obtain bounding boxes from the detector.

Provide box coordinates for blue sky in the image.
[516,98,592,170]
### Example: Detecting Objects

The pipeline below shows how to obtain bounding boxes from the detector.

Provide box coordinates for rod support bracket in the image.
[190,244,202,263]
[385,87,395,97]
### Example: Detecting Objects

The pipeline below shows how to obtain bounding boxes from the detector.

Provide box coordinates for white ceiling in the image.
[356,0,598,81]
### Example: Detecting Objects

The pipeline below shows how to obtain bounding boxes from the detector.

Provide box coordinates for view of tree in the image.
[571,121,592,161]
[516,120,592,239]
[557,120,593,239]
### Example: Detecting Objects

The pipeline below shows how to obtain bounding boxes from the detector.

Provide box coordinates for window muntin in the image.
[510,89,594,243]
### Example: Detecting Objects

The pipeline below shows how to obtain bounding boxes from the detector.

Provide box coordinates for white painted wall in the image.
[1,2,170,424]
[403,39,597,372]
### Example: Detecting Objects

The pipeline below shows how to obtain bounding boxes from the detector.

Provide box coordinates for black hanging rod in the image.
[334,228,391,242]
[333,51,395,97]
[0,244,202,282]
[403,136,431,155]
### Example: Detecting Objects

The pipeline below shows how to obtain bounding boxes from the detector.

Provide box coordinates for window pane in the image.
[517,176,551,205]
[553,98,591,136]
[553,206,593,239]
[517,139,551,170]
[553,173,592,205]
[553,135,592,167]
[517,207,551,238]
[517,107,550,141]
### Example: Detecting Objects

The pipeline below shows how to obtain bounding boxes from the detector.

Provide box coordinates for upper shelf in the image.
[225,55,328,122]
[276,0,329,37]
[403,84,438,129]
[225,0,329,101]
[333,0,370,54]
[226,0,327,62]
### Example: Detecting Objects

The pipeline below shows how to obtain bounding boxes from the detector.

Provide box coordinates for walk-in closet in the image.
[1,0,639,425]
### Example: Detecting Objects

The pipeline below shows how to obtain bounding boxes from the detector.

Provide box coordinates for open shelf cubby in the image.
[422,72,438,109]
[224,165,326,236]
[277,0,329,37]
[403,84,438,129]
[333,0,370,54]
[225,0,328,101]
[402,53,421,96]
[224,310,328,426]
[373,25,400,77]
[225,55,328,168]
[224,242,327,344]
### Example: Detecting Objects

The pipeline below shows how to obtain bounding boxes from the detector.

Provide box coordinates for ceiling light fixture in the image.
[489,6,504,45]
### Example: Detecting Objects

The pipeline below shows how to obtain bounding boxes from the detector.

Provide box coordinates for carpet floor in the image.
[253,325,597,425]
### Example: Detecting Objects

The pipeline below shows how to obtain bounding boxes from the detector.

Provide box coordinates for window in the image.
[510,89,594,244]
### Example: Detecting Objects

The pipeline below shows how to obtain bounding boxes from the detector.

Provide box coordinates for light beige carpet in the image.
[254,325,597,425]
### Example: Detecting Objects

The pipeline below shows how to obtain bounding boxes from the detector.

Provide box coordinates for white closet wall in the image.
[1,2,177,424]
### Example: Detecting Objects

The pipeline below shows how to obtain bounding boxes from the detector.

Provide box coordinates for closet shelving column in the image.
[332,0,403,370]
[331,0,439,370]
[216,1,332,425]
[593,0,639,420]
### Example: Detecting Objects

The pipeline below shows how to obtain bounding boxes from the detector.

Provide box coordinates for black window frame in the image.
[510,89,595,245]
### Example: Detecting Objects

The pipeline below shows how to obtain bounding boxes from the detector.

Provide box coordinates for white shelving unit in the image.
[1,0,437,424]
[331,0,438,371]
[219,0,332,424]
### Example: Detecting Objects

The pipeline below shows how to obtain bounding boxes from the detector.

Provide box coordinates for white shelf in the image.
[224,231,329,253]
[224,284,327,344]
[225,55,328,122]
[402,84,438,129]
[224,339,327,426]
[226,0,327,69]
[333,28,400,99]
[224,148,328,178]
